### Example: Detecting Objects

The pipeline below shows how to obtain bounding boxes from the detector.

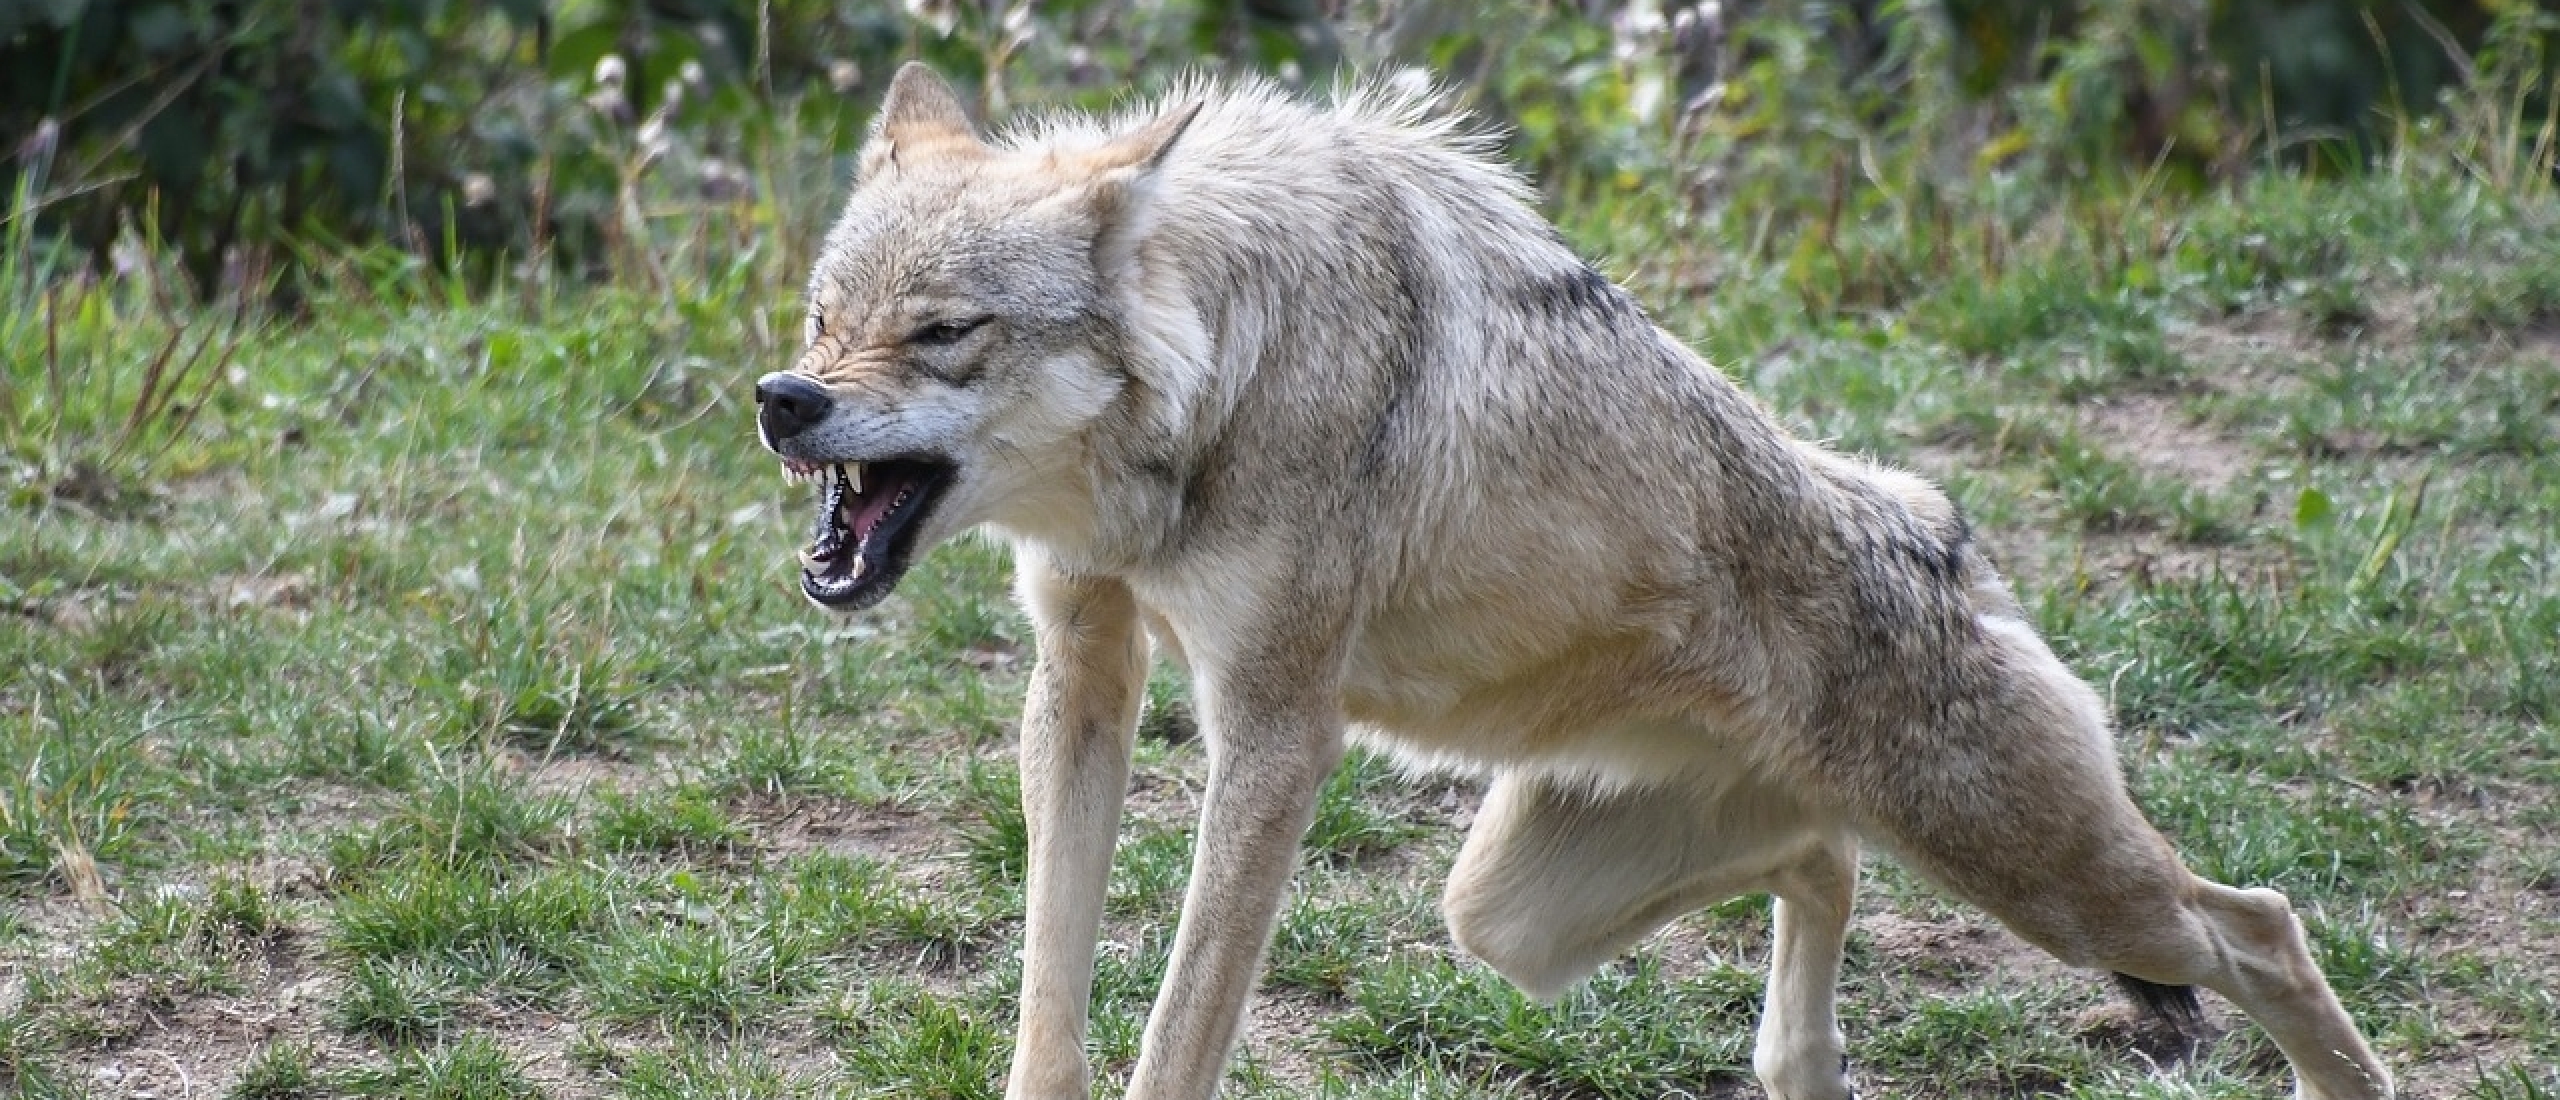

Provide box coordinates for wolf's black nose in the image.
[756,373,834,442]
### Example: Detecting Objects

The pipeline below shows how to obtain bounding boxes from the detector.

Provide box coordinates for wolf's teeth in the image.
[850,557,867,580]
[849,463,862,494]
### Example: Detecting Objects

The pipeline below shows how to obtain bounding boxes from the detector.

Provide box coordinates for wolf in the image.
[753,62,2394,1100]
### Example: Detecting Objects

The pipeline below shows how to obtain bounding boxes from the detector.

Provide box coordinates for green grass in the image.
[3,48,2557,1100]
[1327,953,1762,1098]
[336,1035,546,1099]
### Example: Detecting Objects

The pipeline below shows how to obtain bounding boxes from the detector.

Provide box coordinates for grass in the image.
[2,41,2557,1100]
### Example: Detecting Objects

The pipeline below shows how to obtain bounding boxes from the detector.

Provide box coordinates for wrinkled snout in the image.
[755,373,834,447]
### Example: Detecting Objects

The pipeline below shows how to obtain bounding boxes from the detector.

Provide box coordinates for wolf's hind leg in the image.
[1869,640,2394,1099]
[1443,774,1860,1100]
[1907,811,2392,1098]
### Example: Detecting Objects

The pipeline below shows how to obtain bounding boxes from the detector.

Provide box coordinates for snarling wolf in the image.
[755,63,2393,1100]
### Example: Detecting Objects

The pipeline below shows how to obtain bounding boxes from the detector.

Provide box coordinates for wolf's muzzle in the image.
[755,373,834,445]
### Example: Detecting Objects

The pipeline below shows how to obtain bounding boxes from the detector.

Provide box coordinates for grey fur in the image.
[764,64,2395,1100]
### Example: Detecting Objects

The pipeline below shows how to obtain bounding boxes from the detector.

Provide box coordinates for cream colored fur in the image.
[766,62,2395,1100]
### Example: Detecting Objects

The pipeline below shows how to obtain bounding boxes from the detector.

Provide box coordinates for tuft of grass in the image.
[1862,986,2107,1095]
[2305,906,2432,1003]
[762,852,934,956]
[427,602,656,757]
[955,760,1027,887]
[0,693,167,892]
[334,957,467,1044]
[607,1045,806,1100]
[282,713,427,790]
[0,1009,75,1100]
[1303,749,1424,867]
[68,884,279,1000]
[229,1041,324,1100]
[1267,882,1438,995]
[203,874,287,942]
[329,766,569,875]
[1328,953,1760,1099]
[1108,821,1195,918]
[0,268,255,511]
[2137,757,2467,900]
[337,1034,547,1100]
[2472,1064,2560,1100]
[1137,668,1199,745]
[589,786,743,855]
[711,725,885,802]
[583,921,820,1033]
[826,980,1007,1100]
[327,860,611,995]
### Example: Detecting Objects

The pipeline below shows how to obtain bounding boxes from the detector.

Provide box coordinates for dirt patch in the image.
[2080,393,2259,493]
[1857,909,2078,993]
[521,751,647,801]
[740,794,954,866]
[1239,988,1344,1095]
[2166,311,2323,397]
[54,931,333,1099]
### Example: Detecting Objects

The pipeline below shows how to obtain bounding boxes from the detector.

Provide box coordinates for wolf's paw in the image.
[1755,1049,1854,1100]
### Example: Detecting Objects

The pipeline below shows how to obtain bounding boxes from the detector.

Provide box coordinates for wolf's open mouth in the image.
[786,457,954,610]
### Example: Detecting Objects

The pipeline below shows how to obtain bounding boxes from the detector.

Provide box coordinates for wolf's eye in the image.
[910,317,987,347]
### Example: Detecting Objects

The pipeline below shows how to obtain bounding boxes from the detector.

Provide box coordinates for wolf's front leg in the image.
[1124,670,1343,1100]
[1007,562,1152,1100]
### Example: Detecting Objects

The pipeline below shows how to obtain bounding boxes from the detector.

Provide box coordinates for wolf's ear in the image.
[860,62,979,177]
[1071,102,1203,279]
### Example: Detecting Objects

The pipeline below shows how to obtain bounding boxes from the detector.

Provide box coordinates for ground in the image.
[4,140,2557,1100]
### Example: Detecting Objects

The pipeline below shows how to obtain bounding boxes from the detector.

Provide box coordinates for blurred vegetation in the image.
[2,0,2555,301]
[5,0,2559,505]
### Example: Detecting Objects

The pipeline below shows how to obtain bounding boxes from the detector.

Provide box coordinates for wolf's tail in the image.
[2113,973,2206,1036]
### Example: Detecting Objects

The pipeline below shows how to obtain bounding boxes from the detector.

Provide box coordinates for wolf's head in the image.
[758,64,1197,612]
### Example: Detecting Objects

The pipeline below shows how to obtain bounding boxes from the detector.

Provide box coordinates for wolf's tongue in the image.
[849,475,912,544]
